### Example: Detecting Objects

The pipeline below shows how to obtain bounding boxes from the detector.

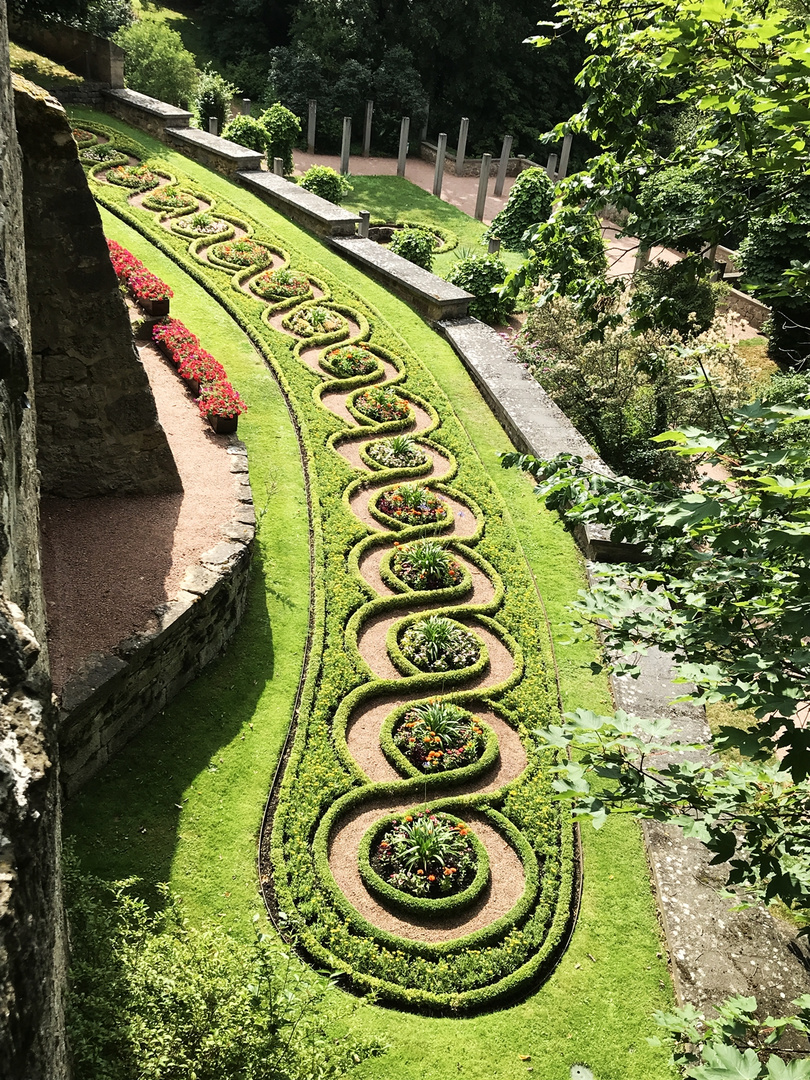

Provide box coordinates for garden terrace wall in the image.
[331,236,472,323]
[165,127,263,178]
[237,170,359,238]
[438,316,643,562]
[103,87,192,141]
[9,18,123,85]
[720,286,770,331]
[420,141,536,178]
[58,445,256,798]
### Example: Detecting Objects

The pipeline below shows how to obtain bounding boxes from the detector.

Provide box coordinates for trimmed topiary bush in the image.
[260,102,301,175]
[446,254,515,323]
[485,166,554,253]
[299,165,353,205]
[389,226,434,271]
[222,114,268,155]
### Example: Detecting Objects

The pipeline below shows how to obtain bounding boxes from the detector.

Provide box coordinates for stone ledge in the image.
[236,170,359,237]
[165,127,263,178]
[331,237,472,324]
[438,316,642,562]
[103,87,192,125]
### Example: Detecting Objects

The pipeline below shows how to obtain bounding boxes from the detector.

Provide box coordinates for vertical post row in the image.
[307,100,317,154]
[558,133,573,180]
[433,132,447,197]
[456,117,469,176]
[397,116,410,177]
[340,116,351,175]
[546,153,558,180]
[208,117,218,136]
[487,237,502,254]
[494,134,513,197]
[242,98,251,115]
[475,154,492,221]
[363,100,374,157]
[420,103,429,144]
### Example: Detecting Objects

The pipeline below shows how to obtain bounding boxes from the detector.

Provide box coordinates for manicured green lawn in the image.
[66,107,676,1079]
[341,174,524,278]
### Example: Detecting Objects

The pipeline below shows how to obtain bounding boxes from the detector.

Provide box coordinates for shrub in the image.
[260,102,301,175]
[354,386,410,422]
[193,65,238,131]
[251,268,310,300]
[114,20,198,108]
[299,165,353,205]
[394,702,484,773]
[391,539,462,590]
[371,810,477,896]
[635,164,717,253]
[632,260,718,337]
[389,227,434,271]
[221,114,268,155]
[485,167,554,253]
[446,255,515,323]
[324,345,376,377]
[525,206,608,292]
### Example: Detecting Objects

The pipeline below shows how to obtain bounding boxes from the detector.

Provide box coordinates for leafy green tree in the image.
[631,260,719,337]
[446,254,515,323]
[193,64,238,131]
[115,19,198,108]
[222,114,268,154]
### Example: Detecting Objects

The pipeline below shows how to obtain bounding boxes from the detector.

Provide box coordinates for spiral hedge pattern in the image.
[76,118,576,1013]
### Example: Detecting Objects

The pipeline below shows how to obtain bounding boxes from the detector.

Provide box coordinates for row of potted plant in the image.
[152,317,247,433]
[107,238,173,317]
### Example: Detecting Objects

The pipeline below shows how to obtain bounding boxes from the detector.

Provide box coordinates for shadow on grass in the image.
[64,548,276,907]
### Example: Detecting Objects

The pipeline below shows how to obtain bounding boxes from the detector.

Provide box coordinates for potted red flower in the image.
[197,380,248,434]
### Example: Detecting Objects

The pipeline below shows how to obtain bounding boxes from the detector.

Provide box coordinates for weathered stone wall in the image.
[9,18,123,86]
[0,2,69,1074]
[419,141,536,177]
[59,449,255,797]
[13,76,182,499]
[103,87,192,141]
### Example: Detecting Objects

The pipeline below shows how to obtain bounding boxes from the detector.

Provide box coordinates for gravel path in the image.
[41,340,239,694]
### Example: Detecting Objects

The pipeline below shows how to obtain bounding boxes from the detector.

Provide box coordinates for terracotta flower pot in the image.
[208,413,238,434]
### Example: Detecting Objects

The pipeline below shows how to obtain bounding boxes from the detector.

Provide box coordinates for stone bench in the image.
[165,127,263,178]
[103,87,192,140]
[438,316,644,562]
[331,236,472,323]
[237,170,359,238]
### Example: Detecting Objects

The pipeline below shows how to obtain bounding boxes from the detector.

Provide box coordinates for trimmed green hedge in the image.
[75,116,575,1014]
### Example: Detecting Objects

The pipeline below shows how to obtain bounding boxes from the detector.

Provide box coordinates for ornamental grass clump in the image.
[175,211,227,235]
[324,345,377,378]
[372,810,477,897]
[391,539,462,589]
[355,386,411,423]
[377,483,446,524]
[213,239,271,268]
[394,702,484,773]
[81,142,120,162]
[400,614,480,672]
[251,267,309,300]
[367,434,427,468]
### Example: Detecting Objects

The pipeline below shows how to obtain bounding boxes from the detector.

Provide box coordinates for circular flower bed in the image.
[106,164,160,189]
[399,614,480,672]
[371,810,477,898]
[251,267,310,300]
[143,184,196,211]
[211,238,271,267]
[72,127,96,145]
[391,539,462,590]
[377,483,446,524]
[284,304,345,337]
[355,386,411,423]
[394,702,484,773]
[81,142,122,163]
[172,211,228,235]
[324,344,377,378]
[366,434,427,469]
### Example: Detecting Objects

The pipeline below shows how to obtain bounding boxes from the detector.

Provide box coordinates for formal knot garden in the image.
[74,119,576,1013]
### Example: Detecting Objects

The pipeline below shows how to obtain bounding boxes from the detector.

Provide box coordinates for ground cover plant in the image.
[66,107,675,1078]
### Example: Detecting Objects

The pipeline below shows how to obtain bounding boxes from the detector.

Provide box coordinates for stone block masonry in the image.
[59,444,256,798]
[103,87,192,141]
[165,126,263,178]
[14,76,182,499]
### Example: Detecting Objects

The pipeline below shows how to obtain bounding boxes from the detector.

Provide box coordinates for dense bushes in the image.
[299,165,353,205]
[114,20,198,108]
[485,168,554,253]
[260,102,301,174]
[193,65,237,131]
[446,254,514,323]
[221,114,267,154]
[524,206,607,293]
[632,260,719,337]
[389,226,434,271]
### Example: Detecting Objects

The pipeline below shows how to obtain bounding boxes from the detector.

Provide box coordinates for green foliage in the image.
[522,205,608,294]
[12,0,132,33]
[632,261,718,338]
[389,226,434,271]
[636,165,719,254]
[486,168,554,254]
[512,295,751,481]
[446,255,515,324]
[260,102,301,175]
[193,64,237,131]
[115,19,198,108]
[299,165,353,205]
[65,854,378,1079]
[221,114,267,155]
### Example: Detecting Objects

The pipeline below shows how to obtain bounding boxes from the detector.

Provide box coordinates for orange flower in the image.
[428,875,436,882]
[416,869,424,875]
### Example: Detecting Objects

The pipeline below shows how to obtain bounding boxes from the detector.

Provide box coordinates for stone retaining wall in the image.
[238,170,359,237]
[9,18,123,86]
[420,141,536,178]
[720,285,770,331]
[59,443,256,797]
[52,80,107,107]
[165,126,263,178]
[103,87,192,141]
